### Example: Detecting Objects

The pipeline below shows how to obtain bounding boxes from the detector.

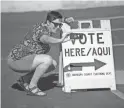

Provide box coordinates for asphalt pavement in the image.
[1,5,124,108]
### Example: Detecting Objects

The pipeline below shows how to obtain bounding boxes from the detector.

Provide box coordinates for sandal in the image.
[17,77,29,92]
[26,86,47,96]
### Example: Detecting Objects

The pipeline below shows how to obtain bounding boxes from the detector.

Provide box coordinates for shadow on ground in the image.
[11,74,58,91]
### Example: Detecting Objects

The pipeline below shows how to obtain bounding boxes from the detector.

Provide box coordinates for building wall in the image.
[1,0,124,12]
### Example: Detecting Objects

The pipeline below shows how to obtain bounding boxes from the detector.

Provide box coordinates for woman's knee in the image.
[32,54,54,70]
[34,54,53,66]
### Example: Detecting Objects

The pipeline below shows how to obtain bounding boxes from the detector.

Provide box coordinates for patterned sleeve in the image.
[32,23,49,42]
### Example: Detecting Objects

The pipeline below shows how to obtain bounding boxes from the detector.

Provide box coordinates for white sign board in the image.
[61,20,116,92]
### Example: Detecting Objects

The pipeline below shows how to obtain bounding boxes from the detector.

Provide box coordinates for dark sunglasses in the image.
[52,22,63,28]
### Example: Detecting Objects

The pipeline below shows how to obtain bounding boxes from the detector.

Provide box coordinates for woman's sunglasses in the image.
[52,22,63,28]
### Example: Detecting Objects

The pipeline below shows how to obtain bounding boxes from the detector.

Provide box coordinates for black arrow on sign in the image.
[63,59,106,72]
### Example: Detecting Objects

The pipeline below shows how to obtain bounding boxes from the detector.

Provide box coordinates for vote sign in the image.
[62,20,116,92]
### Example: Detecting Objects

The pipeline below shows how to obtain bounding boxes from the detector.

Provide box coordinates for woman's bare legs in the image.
[21,59,57,84]
[27,54,57,95]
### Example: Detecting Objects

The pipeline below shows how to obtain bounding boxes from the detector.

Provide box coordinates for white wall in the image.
[1,0,124,13]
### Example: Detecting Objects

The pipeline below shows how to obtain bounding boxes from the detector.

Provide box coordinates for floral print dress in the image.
[8,22,51,61]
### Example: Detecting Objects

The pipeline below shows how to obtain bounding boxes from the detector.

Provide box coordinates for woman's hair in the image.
[46,11,63,22]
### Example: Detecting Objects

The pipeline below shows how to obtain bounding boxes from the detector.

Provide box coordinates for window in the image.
[92,20,101,28]
[81,23,91,29]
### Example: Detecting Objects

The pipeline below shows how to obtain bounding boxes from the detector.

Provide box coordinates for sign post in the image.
[60,20,116,93]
